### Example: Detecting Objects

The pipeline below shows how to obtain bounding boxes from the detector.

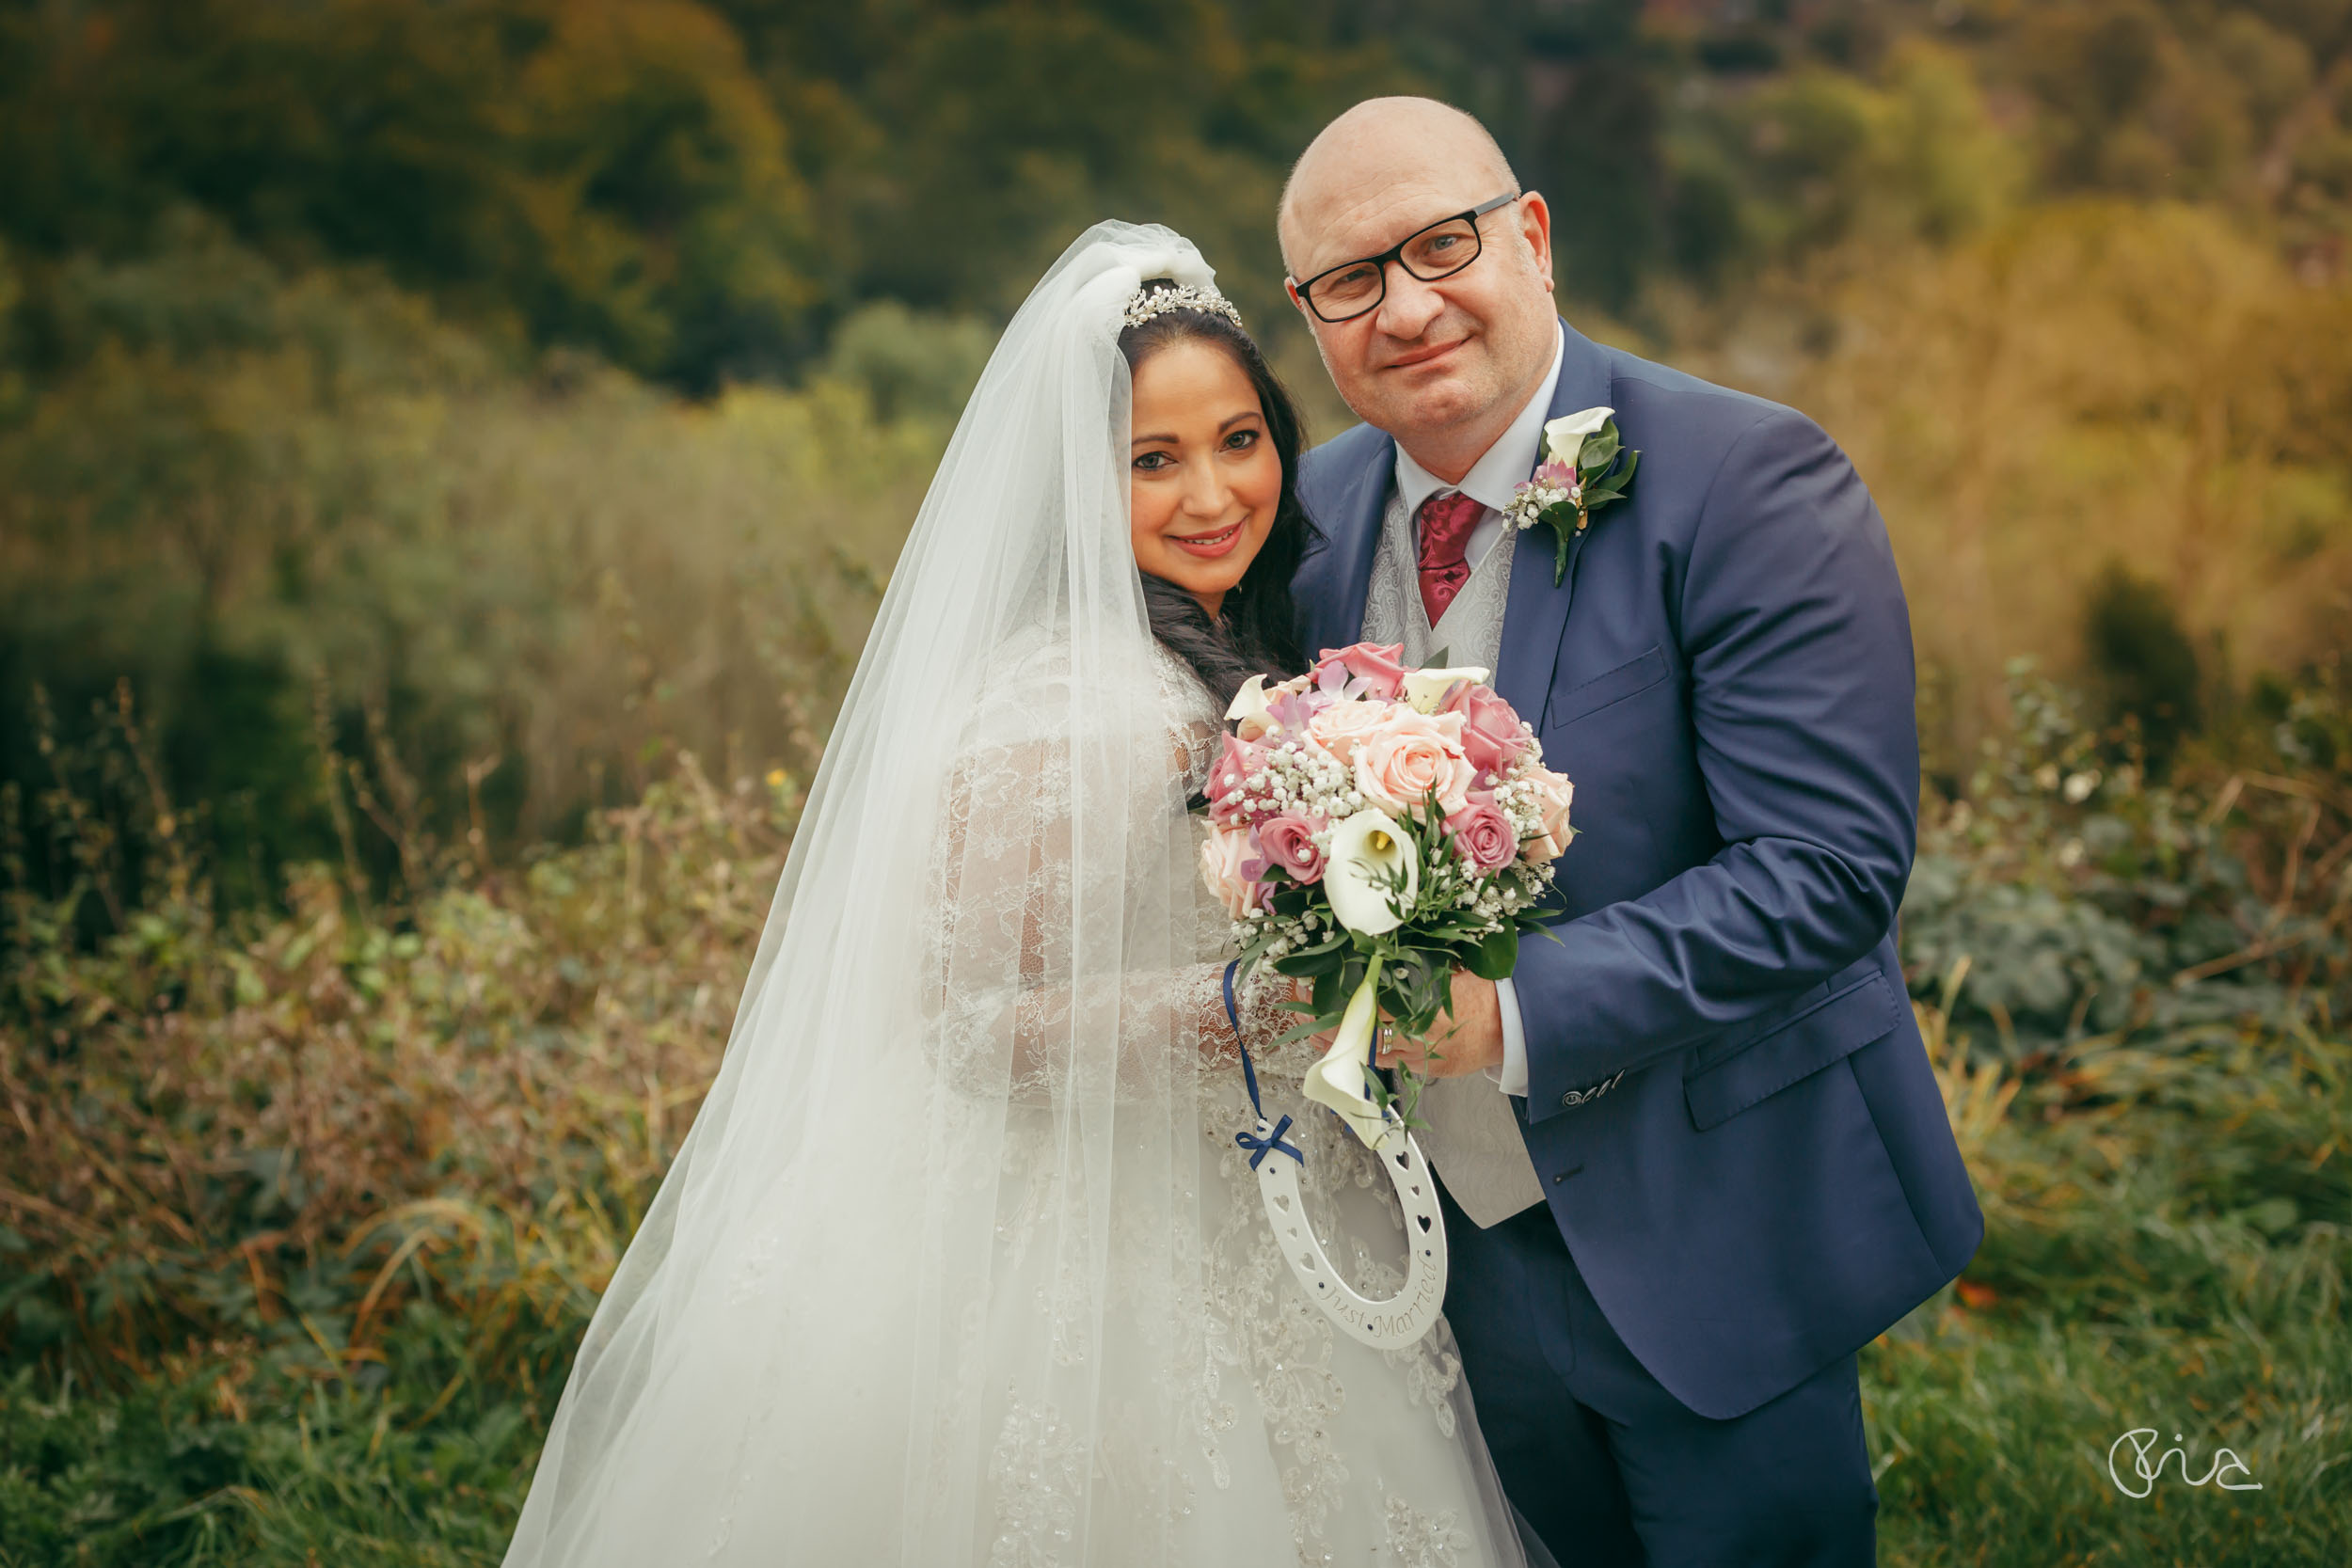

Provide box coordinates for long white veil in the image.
[503,222,1238,1564]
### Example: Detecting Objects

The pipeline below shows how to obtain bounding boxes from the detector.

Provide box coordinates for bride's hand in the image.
[1210,974,1313,1062]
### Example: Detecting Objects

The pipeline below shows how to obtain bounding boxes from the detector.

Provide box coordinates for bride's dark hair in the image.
[1118,282,1313,706]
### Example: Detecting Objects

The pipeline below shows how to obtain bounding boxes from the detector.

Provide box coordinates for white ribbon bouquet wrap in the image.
[1203,643,1576,1348]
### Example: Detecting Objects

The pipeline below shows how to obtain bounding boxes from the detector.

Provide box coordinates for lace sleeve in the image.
[918,641,1291,1103]
[1159,955,1301,1067]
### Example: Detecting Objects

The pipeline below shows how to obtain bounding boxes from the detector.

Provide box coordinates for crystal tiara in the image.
[1121,280,1246,333]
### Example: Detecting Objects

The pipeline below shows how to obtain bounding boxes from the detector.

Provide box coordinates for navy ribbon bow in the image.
[1224,960,1303,1170]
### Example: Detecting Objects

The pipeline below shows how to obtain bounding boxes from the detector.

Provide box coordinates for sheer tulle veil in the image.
[501,223,1256,1564]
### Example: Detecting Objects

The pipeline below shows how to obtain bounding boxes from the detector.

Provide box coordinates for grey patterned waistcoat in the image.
[1359,487,1548,1227]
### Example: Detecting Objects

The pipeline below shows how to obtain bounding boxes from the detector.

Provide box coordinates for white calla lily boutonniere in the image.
[1504,404,1641,586]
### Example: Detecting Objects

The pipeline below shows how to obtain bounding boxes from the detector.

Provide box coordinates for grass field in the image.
[3,692,2348,1565]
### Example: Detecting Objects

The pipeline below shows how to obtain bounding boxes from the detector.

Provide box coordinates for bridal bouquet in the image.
[1199,642,1574,1146]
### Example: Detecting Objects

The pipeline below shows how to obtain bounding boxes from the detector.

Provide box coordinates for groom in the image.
[1281,99,1983,1565]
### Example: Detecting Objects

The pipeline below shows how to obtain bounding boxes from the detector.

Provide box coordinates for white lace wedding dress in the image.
[923,635,1527,1568]
[500,223,1531,1568]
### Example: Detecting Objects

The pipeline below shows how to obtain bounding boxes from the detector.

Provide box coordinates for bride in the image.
[501,223,1533,1568]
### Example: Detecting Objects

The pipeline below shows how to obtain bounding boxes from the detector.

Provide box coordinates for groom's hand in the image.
[1375,974,1504,1079]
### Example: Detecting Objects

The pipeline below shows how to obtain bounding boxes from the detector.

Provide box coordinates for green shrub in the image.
[1903,663,2350,1055]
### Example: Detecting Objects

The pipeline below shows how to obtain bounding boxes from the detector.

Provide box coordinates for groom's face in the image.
[1284,176,1556,451]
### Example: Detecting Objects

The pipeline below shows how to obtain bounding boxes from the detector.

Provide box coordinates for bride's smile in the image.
[1166,519,1242,557]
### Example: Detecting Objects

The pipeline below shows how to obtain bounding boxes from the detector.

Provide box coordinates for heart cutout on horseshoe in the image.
[1249,1116,1447,1350]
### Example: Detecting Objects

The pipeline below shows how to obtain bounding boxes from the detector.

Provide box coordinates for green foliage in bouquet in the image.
[1232,787,1558,1127]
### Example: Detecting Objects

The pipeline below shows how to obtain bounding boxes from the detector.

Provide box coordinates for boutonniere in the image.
[1503,405,1641,585]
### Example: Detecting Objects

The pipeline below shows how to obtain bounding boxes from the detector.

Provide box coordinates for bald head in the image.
[1276,97,1558,483]
[1279,98,1518,277]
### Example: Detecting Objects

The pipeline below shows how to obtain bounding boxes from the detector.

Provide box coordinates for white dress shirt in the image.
[1387,325,1564,1098]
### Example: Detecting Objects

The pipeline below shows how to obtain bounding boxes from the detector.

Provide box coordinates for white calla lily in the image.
[1543,405,1613,464]
[1303,971,1393,1148]
[1399,664,1489,715]
[1323,809,1417,935]
[1224,673,1276,740]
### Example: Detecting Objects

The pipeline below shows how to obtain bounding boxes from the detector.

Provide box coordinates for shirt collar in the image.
[1392,322,1565,518]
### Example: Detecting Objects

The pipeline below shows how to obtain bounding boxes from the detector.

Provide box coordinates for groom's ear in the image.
[1284,277,1306,314]
[1515,192,1555,283]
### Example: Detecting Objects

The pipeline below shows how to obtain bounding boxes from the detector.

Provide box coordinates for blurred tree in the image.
[4,0,2350,902]
[2019,0,2176,193]
[1680,39,2021,275]
[818,300,993,426]
[1522,0,1670,312]
[0,214,940,895]
[1783,198,2352,764]
[502,0,818,386]
[2083,562,2203,768]
[0,0,818,388]
[6,0,2349,385]
[736,0,1422,358]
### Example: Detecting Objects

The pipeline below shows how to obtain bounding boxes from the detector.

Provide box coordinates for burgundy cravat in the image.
[1415,489,1485,627]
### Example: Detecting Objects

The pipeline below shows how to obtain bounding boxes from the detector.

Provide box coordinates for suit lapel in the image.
[1301,431,1393,656]
[1493,319,1615,727]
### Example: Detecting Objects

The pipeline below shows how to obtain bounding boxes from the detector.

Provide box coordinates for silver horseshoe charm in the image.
[1252,1117,1447,1350]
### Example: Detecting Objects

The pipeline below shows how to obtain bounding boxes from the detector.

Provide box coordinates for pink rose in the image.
[1200,824,1263,918]
[1355,708,1470,816]
[1308,697,1388,764]
[1518,768,1576,864]
[1444,796,1518,871]
[1255,813,1327,883]
[1313,641,1407,702]
[1441,681,1530,780]
[1205,732,1265,825]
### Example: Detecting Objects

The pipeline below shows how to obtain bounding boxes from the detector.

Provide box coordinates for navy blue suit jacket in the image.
[1294,321,1983,1420]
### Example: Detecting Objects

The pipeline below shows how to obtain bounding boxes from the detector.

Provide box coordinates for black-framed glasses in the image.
[1290,192,1521,324]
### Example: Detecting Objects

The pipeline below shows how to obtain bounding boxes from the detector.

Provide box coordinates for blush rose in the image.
[1518,768,1577,863]
[1199,823,1262,918]
[1354,709,1472,816]
[1308,697,1388,764]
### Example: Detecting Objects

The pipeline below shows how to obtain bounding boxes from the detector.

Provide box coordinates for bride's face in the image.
[1127,338,1282,620]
